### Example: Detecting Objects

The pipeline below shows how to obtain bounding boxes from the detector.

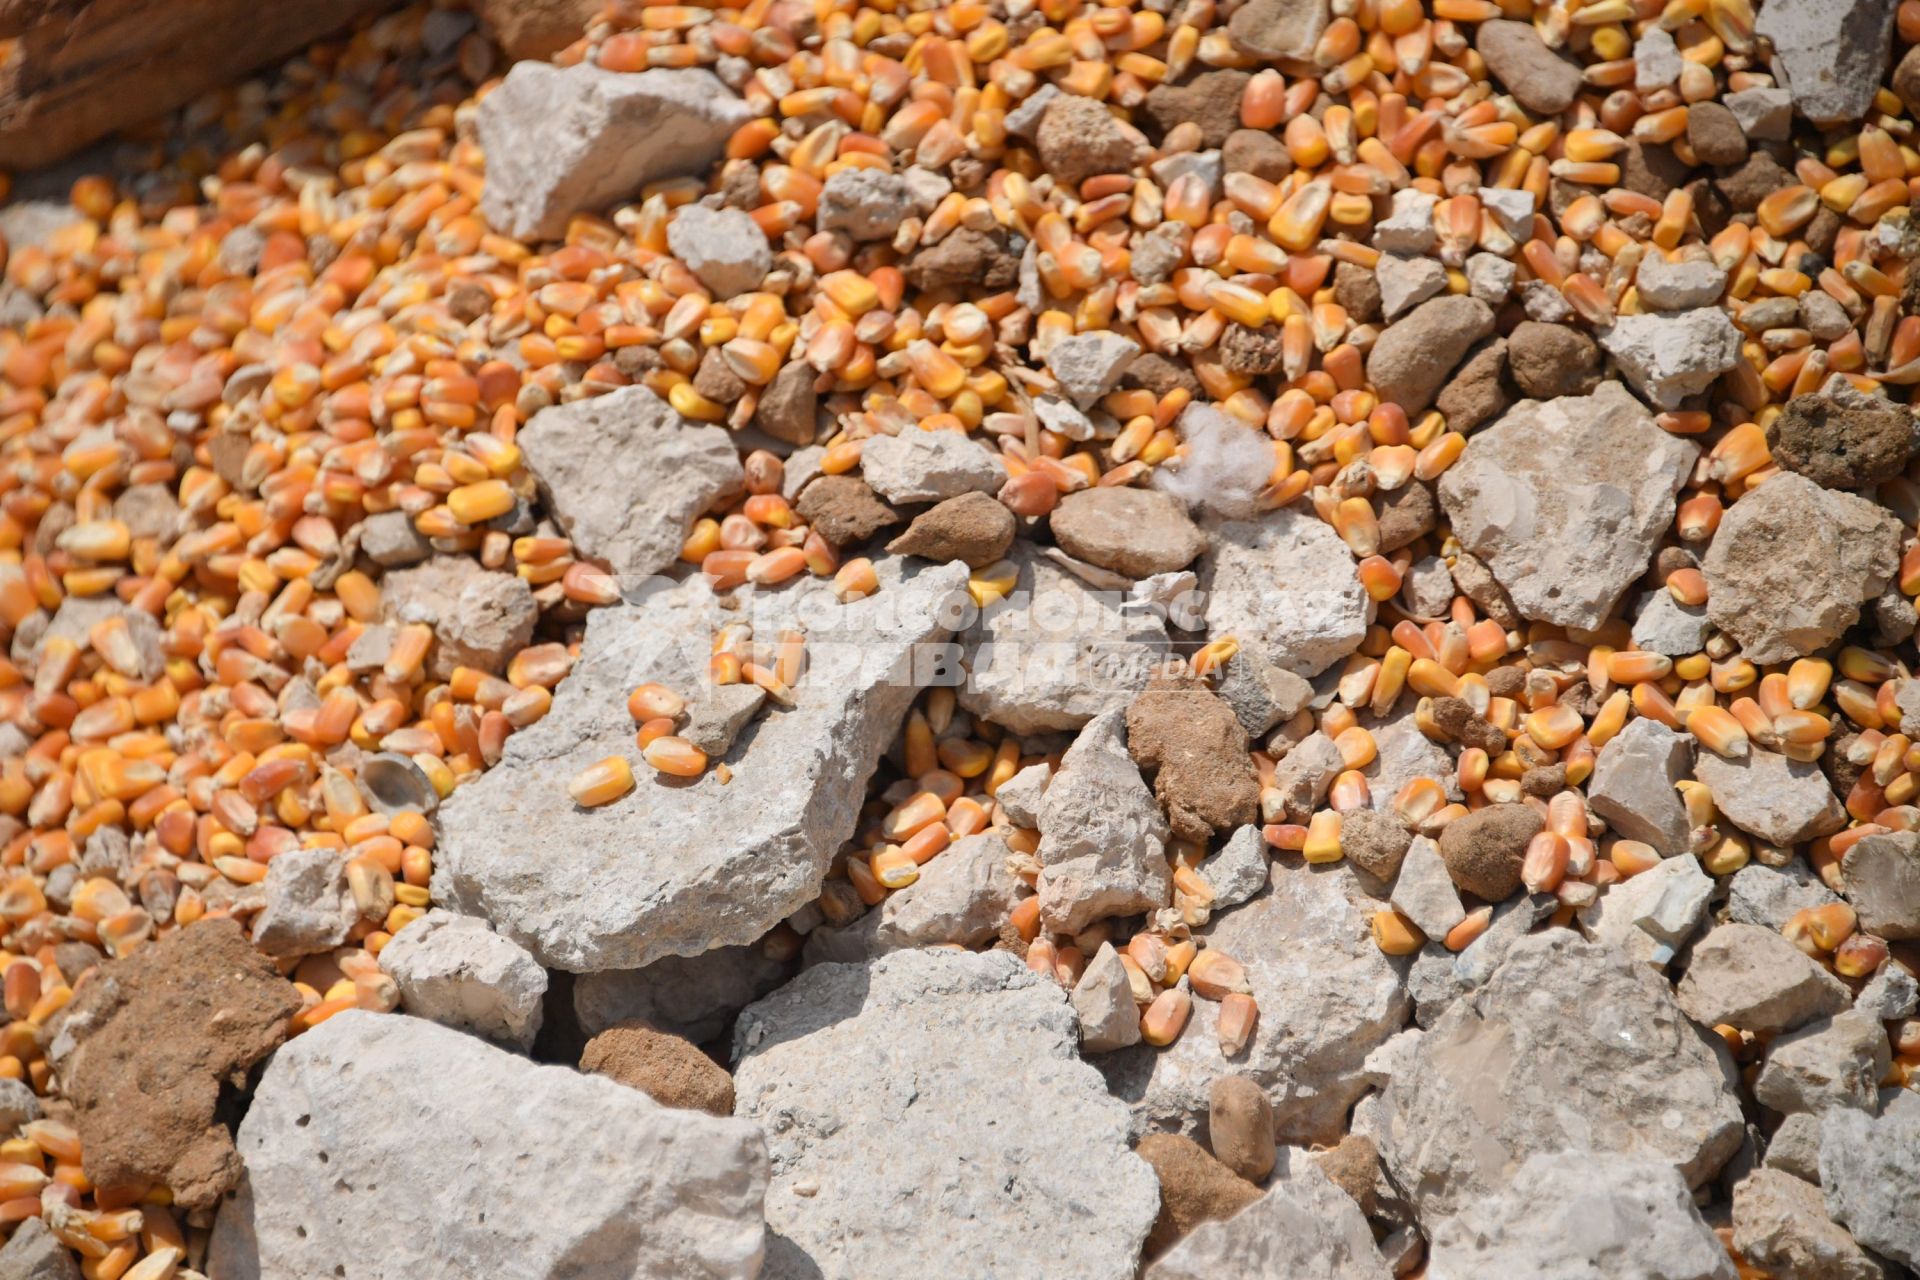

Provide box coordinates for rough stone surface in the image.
[795,474,901,547]
[679,684,768,759]
[1695,749,1848,847]
[52,920,300,1212]
[378,910,548,1050]
[1676,923,1850,1035]
[1726,86,1794,140]
[1216,650,1314,736]
[1036,94,1142,188]
[754,360,820,446]
[252,849,357,959]
[1226,0,1331,60]
[1201,825,1271,913]
[1754,0,1897,127]
[1703,474,1903,666]
[1051,487,1207,579]
[1074,941,1145,1054]
[667,204,772,299]
[573,944,793,1043]
[1764,1113,1825,1183]
[1203,510,1373,677]
[1476,19,1584,116]
[210,1011,768,1279]
[860,429,1007,504]
[580,1022,735,1116]
[1046,331,1143,407]
[733,949,1158,1280]
[1376,253,1448,320]
[1264,732,1348,824]
[848,832,1029,954]
[1101,861,1409,1146]
[435,558,970,970]
[1633,590,1713,656]
[1734,1168,1885,1280]
[0,1219,81,1280]
[1145,1152,1390,1280]
[1366,295,1496,416]
[816,167,914,241]
[1377,931,1743,1222]
[478,64,752,241]
[1439,382,1699,630]
[1036,710,1171,933]
[359,509,432,568]
[1427,1153,1737,1280]
[1588,717,1696,855]
[0,1077,41,1134]
[995,764,1050,828]
[1638,255,1729,311]
[1392,835,1467,940]
[1363,709,1464,817]
[1138,1132,1263,1258]
[1127,673,1259,844]
[380,555,537,681]
[1766,385,1917,492]
[1506,321,1602,400]
[1841,830,1920,940]
[886,491,1015,568]
[960,541,1169,734]
[1599,308,1743,410]
[1577,852,1715,969]
[1758,1011,1893,1117]
[1437,803,1541,903]
[520,385,744,579]
[1821,1090,1920,1268]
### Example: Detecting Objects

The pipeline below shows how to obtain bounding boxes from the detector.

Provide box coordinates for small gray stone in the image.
[1634,27,1684,92]
[1728,862,1841,931]
[1203,510,1373,677]
[1073,942,1143,1053]
[1636,255,1728,311]
[1391,835,1466,941]
[378,910,548,1050]
[1576,852,1714,969]
[252,849,356,959]
[1465,252,1515,304]
[667,204,772,299]
[1371,189,1436,255]
[1857,964,1918,1021]
[859,430,1007,504]
[864,832,1027,953]
[1733,1168,1884,1280]
[1694,749,1847,847]
[380,556,536,681]
[0,1218,81,1280]
[1045,331,1142,408]
[1201,825,1270,912]
[1725,87,1794,142]
[995,763,1050,828]
[1599,308,1743,410]
[1676,923,1850,1035]
[1146,1152,1390,1280]
[1763,1113,1825,1183]
[1035,711,1170,934]
[0,1077,42,1135]
[1398,555,1455,620]
[1376,254,1447,320]
[1215,649,1314,736]
[1756,1011,1892,1116]
[359,510,432,567]
[1821,1089,1920,1268]
[1588,717,1696,855]
[680,684,767,758]
[1632,590,1712,656]
[1839,832,1920,940]
[817,168,914,242]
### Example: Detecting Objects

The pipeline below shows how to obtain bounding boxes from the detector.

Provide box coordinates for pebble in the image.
[665,203,773,299]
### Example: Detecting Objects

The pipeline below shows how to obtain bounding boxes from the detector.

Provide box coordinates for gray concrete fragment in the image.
[1599,308,1742,410]
[1587,717,1696,855]
[667,204,772,299]
[859,430,1007,504]
[378,910,548,1050]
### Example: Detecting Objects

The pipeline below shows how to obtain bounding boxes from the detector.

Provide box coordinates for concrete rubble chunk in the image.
[816,167,914,241]
[1763,1113,1825,1184]
[959,541,1170,734]
[1756,1011,1893,1117]
[1074,941,1144,1053]
[434,557,970,971]
[252,849,357,959]
[574,943,793,1043]
[1734,1168,1886,1280]
[377,910,549,1051]
[1676,923,1851,1035]
[360,509,432,567]
[1858,964,1918,1021]
[1577,852,1714,969]
[1376,253,1448,319]
[1754,0,1897,127]
[1392,836,1467,941]
[666,204,773,299]
[210,1011,768,1279]
[1636,255,1728,311]
[1264,731,1347,824]
[1371,189,1437,255]
[1599,308,1742,410]
[1695,749,1848,847]
[1821,1089,1920,1268]
[519,385,745,579]
[379,555,537,681]
[733,950,1158,1280]
[1202,825,1270,912]
[1202,509,1373,677]
[1045,331,1142,407]
[478,64,753,241]
[1703,475,1903,665]
[1378,931,1743,1222]
[1633,590,1712,656]
[1100,861,1409,1146]
[1588,717,1696,855]
[1216,649,1314,736]
[50,920,301,1214]
[1729,862,1843,931]
[1146,1151,1390,1280]
[1841,831,1920,940]
[847,832,1030,955]
[680,683,767,759]
[994,763,1050,828]
[859,429,1008,504]
[1438,382,1700,630]
[0,1218,81,1280]
[1036,710,1171,933]
[1432,1153,1737,1280]
[1725,86,1794,141]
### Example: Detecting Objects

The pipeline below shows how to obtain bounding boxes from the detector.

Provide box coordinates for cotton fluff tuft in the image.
[1152,405,1275,520]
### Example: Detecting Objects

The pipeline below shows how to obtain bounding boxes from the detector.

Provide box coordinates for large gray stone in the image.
[1377,931,1743,1222]
[478,64,753,241]
[1576,852,1714,968]
[1427,1152,1736,1280]
[1101,861,1409,1146]
[1146,1151,1390,1280]
[1694,749,1847,847]
[1729,861,1841,931]
[209,1011,768,1279]
[378,910,548,1050]
[1734,1167,1885,1280]
[1755,0,1897,126]
[519,386,744,580]
[1822,1089,1920,1268]
[732,950,1158,1280]
[1588,717,1696,855]
[1755,1011,1892,1117]
[0,1219,79,1280]
[959,541,1169,734]
[1840,831,1920,940]
[1599,309,1742,411]
[1675,923,1850,1035]
[1703,474,1902,666]
[1202,510,1373,677]
[434,558,970,970]
[1437,383,1698,630]
[1036,710,1170,933]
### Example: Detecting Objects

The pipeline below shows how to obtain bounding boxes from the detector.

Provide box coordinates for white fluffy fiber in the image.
[1151,404,1275,521]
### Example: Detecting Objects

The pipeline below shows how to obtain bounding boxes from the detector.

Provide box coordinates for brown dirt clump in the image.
[1136,1132,1262,1258]
[887,492,1016,568]
[580,1022,735,1117]
[1437,803,1544,902]
[795,475,902,547]
[54,919,301,1210]
[1126,672,1260,843]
